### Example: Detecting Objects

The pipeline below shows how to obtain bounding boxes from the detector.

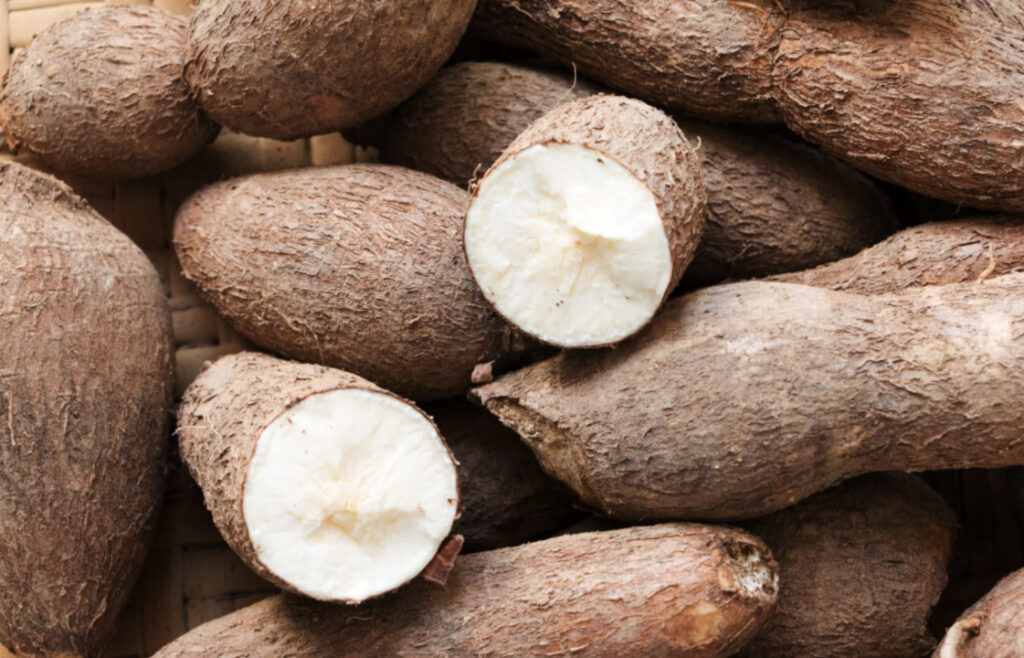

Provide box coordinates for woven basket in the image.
[2,3,377,654]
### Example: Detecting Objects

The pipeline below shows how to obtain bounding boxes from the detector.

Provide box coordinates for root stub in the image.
[178,353,459,604]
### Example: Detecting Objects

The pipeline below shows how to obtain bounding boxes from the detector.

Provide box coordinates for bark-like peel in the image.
[469,0,785,122]
[152,524,779,658]
[173,164,525,401]
[184,0,477,139]
[740,473,956,657]
[0,6,218,179]
[0,163,173,657]
[474,273,1024,520]
[773,0,1024,211]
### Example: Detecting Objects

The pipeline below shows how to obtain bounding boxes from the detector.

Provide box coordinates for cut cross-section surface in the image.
[464,95,706,349]
[177,353,462,605]
[244,389,459,603]
[466,143,671,347]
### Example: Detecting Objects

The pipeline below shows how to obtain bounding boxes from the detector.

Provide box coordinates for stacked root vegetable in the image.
[3,0,1024,656]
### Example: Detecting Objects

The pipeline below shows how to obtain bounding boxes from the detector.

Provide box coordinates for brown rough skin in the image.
[471,94,707,345]
[771,216,1024,294]
[151,524,779,658]
[351,62,895,283]
[739,473,956,658]
[679,120,897,283]
[184,0,477,139]
[0,6,218,179]
[773,0,1024,211]
[347,61,602,186]
[0,163,173,657]
[933,567,1024,657]
[174,164,525,401]
[473,273,1024,521]
[424,399,582,551]
[469,0,785,123]
[177,352,456,602]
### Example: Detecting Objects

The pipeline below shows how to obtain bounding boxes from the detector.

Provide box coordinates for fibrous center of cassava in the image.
[243,389,458,602]
[466,143,671,347]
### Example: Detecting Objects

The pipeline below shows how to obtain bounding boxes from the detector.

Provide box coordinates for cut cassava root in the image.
[152,524,779,658]
[174,164,528,401]
[773,0,1024,211]
[934,566,1024,657]
[465,95,706,348]
[355,61,894,284]
[468,0,784,123]
[426,399,582,551]
[177,352,459,604]
[739,474,956,658]
[0,6,218,179]
[473,273,1024,520]
[0,163,173,657]
[185,0,476,139]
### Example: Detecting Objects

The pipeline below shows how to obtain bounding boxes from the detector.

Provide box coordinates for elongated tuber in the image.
[152,524,779,658]
[177,352,460,604]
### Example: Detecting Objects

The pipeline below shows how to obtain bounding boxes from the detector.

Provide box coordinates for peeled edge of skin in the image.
[466,143,672,348]
[242,389,459,603]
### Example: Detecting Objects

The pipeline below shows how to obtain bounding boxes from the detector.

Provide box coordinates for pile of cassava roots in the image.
[4,0,1024,656]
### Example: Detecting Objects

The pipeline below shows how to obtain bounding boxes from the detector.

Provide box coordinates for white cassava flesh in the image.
[178,353,459,603]
[466,144,670,347]
[465,95,706,348]
[244,391,458,602]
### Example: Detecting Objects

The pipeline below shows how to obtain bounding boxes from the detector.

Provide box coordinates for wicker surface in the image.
[2,3,377,654]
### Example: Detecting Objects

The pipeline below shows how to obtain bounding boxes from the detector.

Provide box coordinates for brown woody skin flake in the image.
[176,352,460,603]
[0,163,173,657]
[151,524,779,658]
[473,273,1024,521]
[425,398,583,551]
[934,566,1024,657]
[353,61,895,284]
[0,6,218,180]
[173,165,526,401]
[740,473,957,658]
[771,216,1024,294]
[773,0,1024,211]
[184,0,477,139]
[468,0,785,123]
[471,94,707,347]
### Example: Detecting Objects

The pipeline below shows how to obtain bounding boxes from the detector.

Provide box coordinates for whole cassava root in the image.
[353,61,895,283]
[184,0,476,139]
[174,164,526,401]
[465,95,706,348]
[739,473,956,658]
[151,524,779,658]
[473,273,1024,521]
[0,6,218,179]
[773,0,1024,211]
[934,567,1024,657]
[177,352,460,604]
[771,216,1024,294]
[0,163,173,657]
[468,0,784,123]
[345,61,602,186]
[425,399,582,551]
